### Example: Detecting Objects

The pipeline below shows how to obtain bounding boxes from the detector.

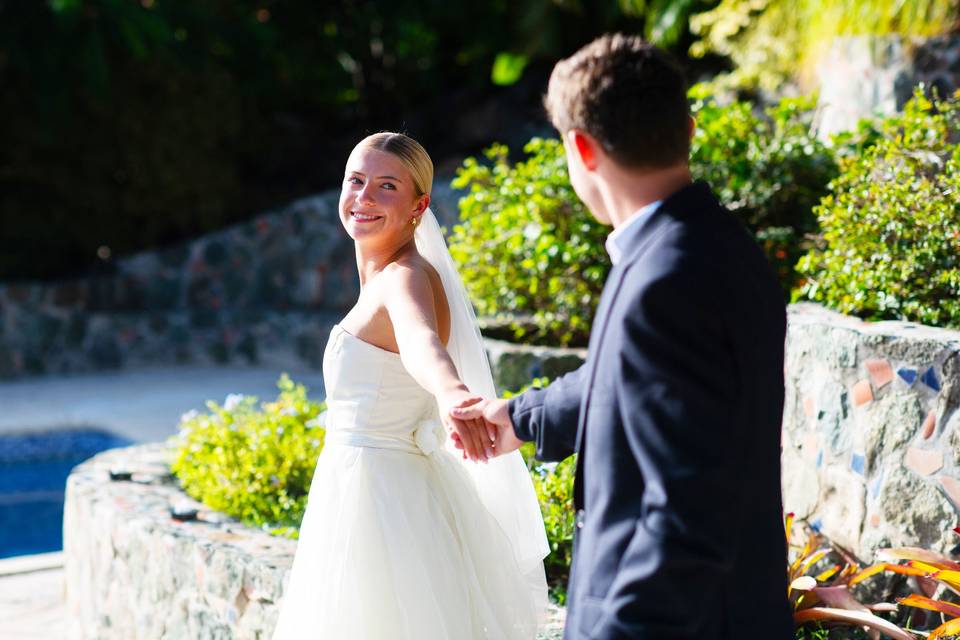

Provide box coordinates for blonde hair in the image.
[355,132,433,197]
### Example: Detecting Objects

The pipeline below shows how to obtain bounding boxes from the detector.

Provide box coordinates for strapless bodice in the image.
[321,324,444,455]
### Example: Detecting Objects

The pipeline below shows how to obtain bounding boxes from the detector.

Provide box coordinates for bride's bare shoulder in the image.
[381,254,441,291]
[379,256,449,335]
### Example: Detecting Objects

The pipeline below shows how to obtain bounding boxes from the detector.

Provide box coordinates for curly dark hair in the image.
[544,33,690,169]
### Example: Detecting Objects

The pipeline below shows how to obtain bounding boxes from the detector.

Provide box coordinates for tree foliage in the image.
[1,0,714,280]
[690,0,960,92]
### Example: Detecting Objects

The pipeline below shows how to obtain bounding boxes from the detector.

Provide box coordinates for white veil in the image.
[415,207,550,610]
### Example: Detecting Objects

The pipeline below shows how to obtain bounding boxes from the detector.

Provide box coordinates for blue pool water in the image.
[0,428,132,559]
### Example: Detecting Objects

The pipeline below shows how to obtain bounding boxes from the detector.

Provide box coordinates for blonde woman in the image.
[271,132,548,640]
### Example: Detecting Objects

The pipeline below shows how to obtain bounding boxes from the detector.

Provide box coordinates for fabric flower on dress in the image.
[413,418,446,456]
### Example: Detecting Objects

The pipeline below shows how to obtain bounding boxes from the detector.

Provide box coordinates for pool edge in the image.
[0,551,63,576]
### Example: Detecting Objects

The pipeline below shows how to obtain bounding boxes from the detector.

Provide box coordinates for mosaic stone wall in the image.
[64,444,566,639]
[815,34,960,139]
[782,304,960,561]
[0,182,462,379]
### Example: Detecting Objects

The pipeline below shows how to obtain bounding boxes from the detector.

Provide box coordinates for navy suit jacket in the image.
[509,181,793,639]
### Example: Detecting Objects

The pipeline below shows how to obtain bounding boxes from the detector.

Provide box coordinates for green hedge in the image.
[506,377,576,604]
[795,89,960,327]
[449,90,835,345]
[689,88,837,293]
[449,139,609,347]
[170,374,325,537]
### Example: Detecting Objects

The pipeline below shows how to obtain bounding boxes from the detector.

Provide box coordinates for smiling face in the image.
[339,146,429,248]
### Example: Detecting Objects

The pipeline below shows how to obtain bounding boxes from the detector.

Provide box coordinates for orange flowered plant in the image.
[786,513,915,640]
[879,527,960,640]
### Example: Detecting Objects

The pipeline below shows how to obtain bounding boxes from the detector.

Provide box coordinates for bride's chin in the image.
[343,218,374,237]
[344,226,382,244]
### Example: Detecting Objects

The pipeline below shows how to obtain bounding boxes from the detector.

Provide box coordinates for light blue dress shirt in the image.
[604,200,662,265]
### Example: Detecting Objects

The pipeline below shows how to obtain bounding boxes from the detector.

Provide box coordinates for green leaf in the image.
[646,0,697,46]
[491,52,528,86]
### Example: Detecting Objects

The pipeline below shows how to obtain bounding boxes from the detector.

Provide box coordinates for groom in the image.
[452,34,793,639]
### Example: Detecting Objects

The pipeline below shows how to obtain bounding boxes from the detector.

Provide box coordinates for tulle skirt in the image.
[270,441,543,640]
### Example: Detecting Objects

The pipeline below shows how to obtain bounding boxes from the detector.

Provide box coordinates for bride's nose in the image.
[358,183,377,206]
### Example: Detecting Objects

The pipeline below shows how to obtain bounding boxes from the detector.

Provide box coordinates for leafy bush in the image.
[170,374,325,537]
[795,89,960,327]
[450,91,834,344]
[690,87,837,293]
[526,452,576,604]
[506,377,577,604]
[449,139,609,346]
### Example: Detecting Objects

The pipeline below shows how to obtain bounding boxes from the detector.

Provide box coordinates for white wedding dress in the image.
[271,323,545,639]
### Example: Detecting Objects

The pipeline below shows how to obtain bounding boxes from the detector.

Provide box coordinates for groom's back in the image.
[566,180,793,639]
[687,188,792,637]
[639,185,792,638]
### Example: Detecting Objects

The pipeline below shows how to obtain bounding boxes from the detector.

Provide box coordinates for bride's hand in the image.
[438,390,495,462]
[449,397,523,457]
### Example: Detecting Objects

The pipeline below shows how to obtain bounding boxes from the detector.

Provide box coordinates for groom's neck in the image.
[602,162,692,230]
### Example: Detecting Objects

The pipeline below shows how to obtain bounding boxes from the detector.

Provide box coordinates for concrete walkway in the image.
[0,365,325,638]
[0,553,65,640]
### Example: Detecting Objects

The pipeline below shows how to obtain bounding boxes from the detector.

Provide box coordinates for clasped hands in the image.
[437,391,523,462]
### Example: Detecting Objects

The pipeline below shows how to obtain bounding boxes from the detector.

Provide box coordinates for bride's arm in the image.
[381,262,494,462]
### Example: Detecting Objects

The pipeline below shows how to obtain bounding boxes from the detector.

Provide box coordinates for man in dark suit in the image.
[452,34,793,639]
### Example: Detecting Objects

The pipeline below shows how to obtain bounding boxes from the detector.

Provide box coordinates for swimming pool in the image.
[0,428,132,559]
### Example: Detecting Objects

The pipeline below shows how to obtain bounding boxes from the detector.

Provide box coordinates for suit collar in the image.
[614,180,716,267]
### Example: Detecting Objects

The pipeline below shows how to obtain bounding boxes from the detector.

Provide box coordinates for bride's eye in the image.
[347,176,362,185]
[382,182,396,190]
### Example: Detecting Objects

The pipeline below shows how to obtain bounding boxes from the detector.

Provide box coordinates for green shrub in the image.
[169,374,325,537]
[449,138,609,347]
[527,452,576,604]
[689,87,838,293]
[450,91,835,345]
[506,377,576,604]
[795,89,960,327]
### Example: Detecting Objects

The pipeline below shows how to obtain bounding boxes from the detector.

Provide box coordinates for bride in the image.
[271,132,549,639]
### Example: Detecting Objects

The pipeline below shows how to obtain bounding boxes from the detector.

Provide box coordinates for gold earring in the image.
[411,217,418,226]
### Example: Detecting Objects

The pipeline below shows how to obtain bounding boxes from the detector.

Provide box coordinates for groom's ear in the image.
[566,129,600,171]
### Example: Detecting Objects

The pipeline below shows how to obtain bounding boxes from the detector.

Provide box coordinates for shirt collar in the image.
[605,200,662,265]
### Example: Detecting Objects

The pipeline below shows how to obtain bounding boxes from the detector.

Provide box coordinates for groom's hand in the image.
[438,391,494,462]
[450,398,524,457]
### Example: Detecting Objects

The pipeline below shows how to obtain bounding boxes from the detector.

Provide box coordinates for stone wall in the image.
[782,304,960,562]
[64,444,565,639]
[484,337,586,394]
[64,444,295,639]
[815,34,960,139]
[0,183,462,379]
